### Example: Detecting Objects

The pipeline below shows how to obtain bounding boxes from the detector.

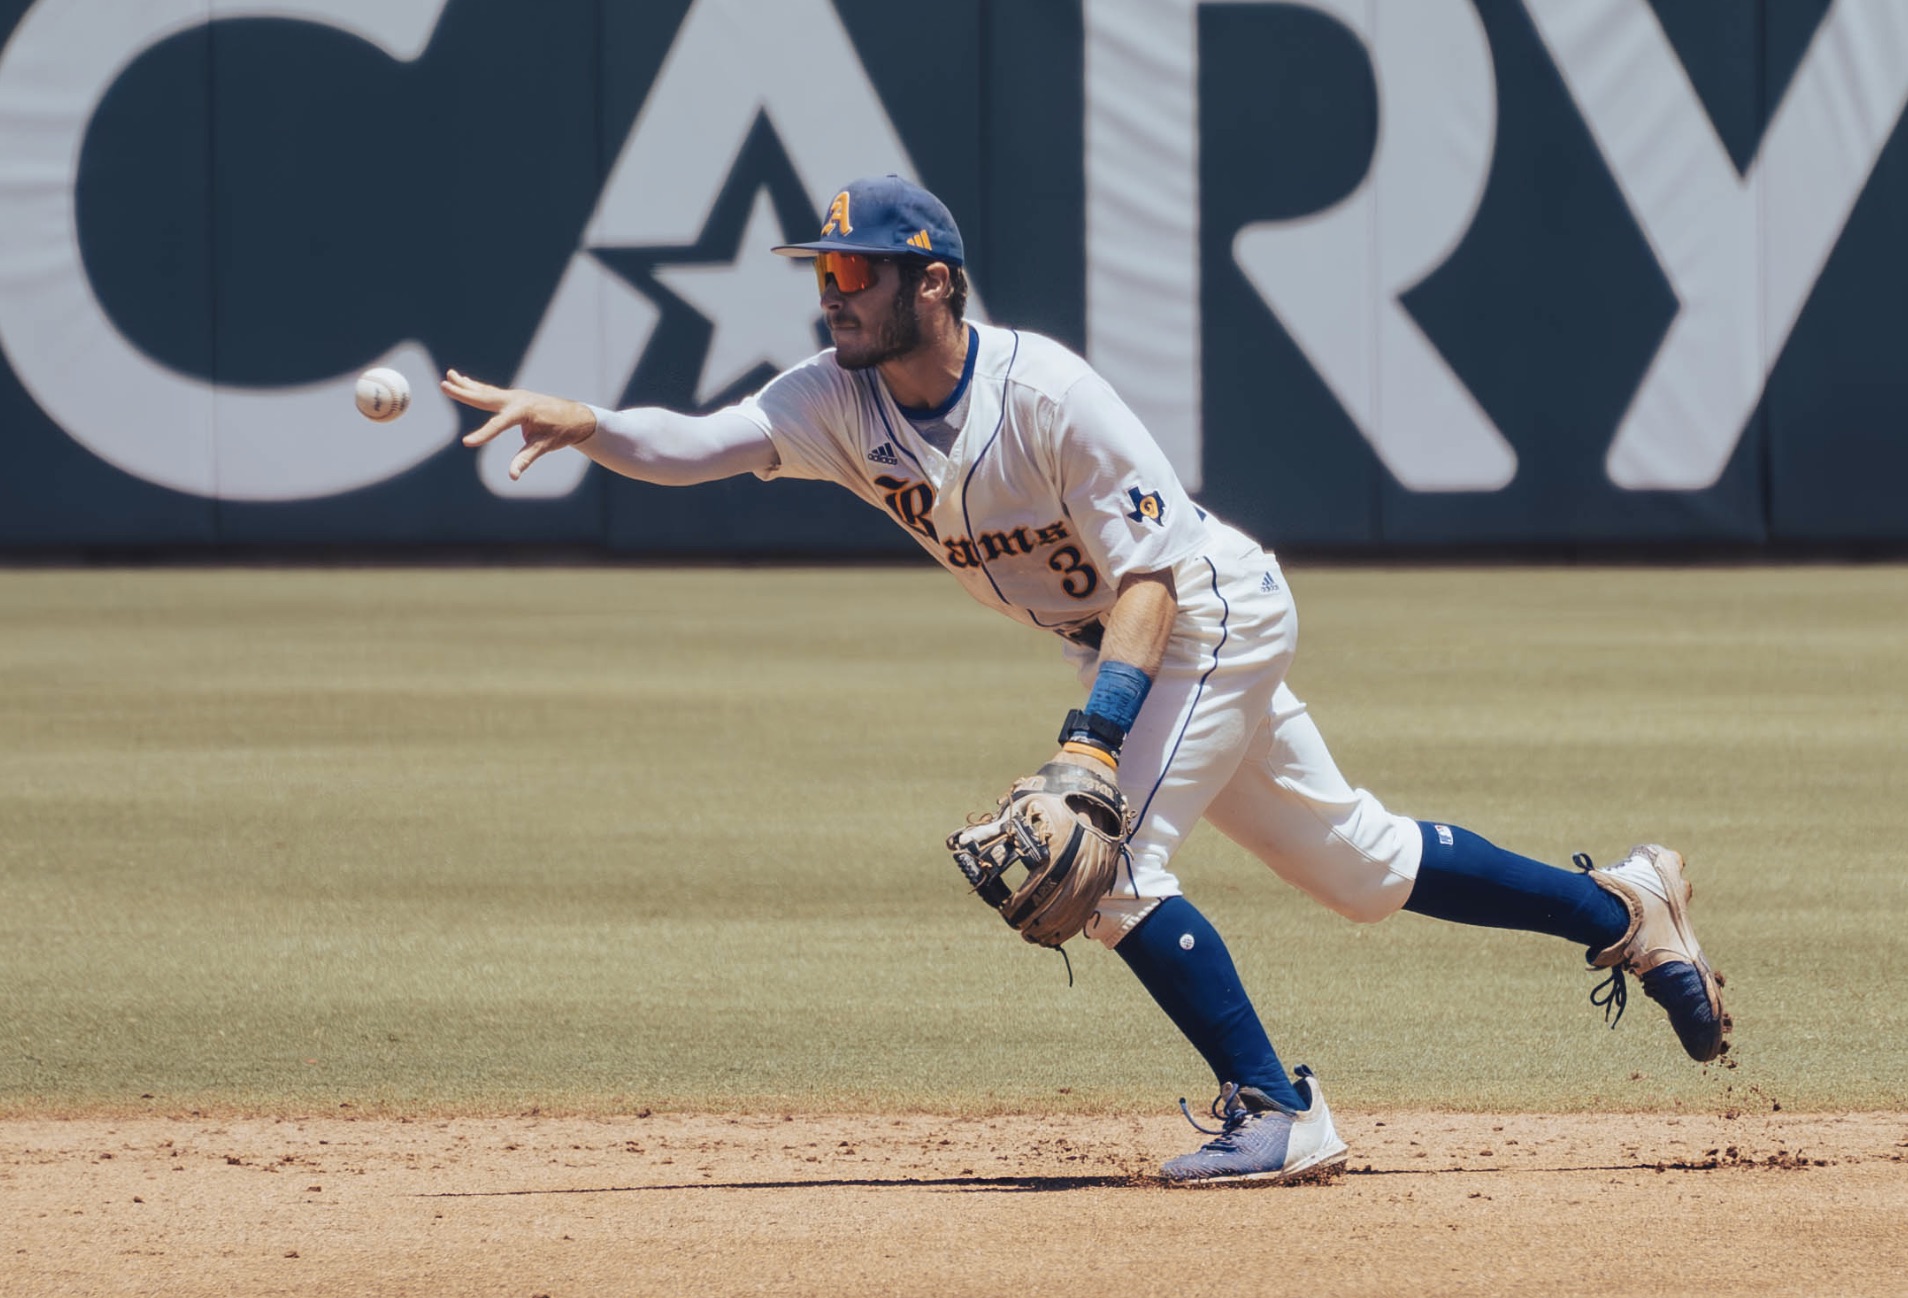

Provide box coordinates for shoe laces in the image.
[1590,966,1629,1028]
[1575,850,1630,1030]
[1177,1082,1254,1142]
[1176,1078,1302,1149]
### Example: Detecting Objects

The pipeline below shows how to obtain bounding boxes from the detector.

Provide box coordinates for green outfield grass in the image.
[1,564,1903,1116]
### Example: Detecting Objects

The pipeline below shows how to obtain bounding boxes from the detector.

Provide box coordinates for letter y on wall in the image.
[1525,0,1908,490]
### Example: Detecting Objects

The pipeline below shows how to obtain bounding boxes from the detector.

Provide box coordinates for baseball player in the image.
[445,175,1730,1186]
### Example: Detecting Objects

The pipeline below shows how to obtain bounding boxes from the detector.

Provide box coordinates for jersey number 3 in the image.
[1048,545,1100,599]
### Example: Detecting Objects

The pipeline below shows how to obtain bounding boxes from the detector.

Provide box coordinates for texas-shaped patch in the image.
[1126,487,1165,526]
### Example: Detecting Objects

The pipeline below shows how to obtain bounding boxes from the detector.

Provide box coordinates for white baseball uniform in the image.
[729,321,1423,946]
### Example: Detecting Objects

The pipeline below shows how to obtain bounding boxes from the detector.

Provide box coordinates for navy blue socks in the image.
[1405,821,1629,953]
[1115,896,1305,1110]
[1118,829,1627,1108]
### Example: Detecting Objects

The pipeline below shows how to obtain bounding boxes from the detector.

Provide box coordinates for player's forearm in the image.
[1057,569,1178,770]
[1098,569,1178,679]
[583,406,778,485]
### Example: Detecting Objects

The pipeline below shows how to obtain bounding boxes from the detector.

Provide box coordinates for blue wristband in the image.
[1084,660,1152,735]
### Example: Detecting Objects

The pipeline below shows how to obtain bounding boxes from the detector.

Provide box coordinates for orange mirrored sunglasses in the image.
[812,251,879,294]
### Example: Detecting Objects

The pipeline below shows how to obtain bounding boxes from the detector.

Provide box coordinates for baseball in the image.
[355,367,411,422]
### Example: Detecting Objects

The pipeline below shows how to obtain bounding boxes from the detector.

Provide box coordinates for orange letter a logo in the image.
[821,191,854,237]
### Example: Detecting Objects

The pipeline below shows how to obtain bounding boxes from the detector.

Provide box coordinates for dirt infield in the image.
[5,1110,1904,1297]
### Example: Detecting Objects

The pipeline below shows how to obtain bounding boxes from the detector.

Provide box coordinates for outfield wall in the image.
[0,0,1904,553]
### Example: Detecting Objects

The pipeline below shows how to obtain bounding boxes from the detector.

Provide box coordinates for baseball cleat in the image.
[1160,1066,1349,1186]
[1581,844,1732,1062]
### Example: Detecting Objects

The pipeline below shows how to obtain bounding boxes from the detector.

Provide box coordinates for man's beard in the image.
[832,280,922,370]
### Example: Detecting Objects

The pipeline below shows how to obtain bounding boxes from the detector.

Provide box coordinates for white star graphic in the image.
[652,189,825,405]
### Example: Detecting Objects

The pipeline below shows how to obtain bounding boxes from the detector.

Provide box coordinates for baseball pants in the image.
[1077,531,1423,948]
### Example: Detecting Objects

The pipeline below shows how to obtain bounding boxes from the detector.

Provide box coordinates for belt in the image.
[1058,618,1104,651]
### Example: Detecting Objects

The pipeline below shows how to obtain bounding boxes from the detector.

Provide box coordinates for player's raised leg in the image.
[1406,826,1731,1061]
[1204,685,1730,1062]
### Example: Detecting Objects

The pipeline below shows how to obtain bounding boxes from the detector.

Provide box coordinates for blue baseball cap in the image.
[772,174,965,266]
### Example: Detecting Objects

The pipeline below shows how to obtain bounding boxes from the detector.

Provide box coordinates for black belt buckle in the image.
[1060,619,1104,651]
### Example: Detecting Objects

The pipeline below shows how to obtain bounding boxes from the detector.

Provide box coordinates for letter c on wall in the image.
[0,0,456,501]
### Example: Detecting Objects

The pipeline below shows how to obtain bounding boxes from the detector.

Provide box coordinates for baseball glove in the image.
[946,758,1133,948]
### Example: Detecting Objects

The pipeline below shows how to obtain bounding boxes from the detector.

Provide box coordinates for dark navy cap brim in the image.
[772,240,963,266]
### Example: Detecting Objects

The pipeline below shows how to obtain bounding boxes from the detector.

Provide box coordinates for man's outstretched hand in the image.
[442,369,598,480]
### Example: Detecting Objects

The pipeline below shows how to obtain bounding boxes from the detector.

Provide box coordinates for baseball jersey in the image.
[731,322,1212,639]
